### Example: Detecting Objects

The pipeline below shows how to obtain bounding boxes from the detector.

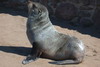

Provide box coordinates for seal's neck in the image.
[27,15,51,30]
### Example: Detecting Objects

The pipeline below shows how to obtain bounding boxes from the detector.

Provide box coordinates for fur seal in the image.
[22,1,85,65]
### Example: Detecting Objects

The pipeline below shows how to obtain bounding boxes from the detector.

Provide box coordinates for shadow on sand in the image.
[0,46,31,56]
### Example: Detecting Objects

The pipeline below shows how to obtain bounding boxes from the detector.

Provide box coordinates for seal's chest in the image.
[34,26,57,42]
[34,30,59,48]
[35,31,57,44]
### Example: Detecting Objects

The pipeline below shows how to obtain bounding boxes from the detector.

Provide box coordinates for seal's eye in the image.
[39,9,42,13]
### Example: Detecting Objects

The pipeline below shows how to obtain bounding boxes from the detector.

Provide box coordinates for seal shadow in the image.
[0,46,31,56]
[0,46,52,59]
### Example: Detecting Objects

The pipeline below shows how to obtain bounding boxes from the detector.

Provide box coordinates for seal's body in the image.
[22,2,85,65]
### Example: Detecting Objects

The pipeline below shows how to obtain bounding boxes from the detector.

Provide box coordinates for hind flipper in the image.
[49,57,83,65]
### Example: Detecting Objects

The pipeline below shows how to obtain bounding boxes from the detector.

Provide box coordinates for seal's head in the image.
[28,2,48,19]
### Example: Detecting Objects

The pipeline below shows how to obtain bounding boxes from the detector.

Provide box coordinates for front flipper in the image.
[22,54,38,64]
[22,42,41,65]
